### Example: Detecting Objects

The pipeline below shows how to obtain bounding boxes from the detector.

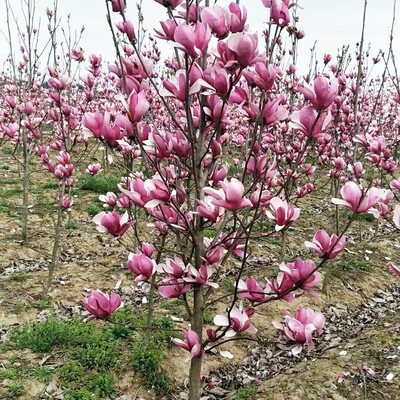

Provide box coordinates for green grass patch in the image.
[132,341,170,394]
[86,204,101,217]
[78,175,120,194]
[235,383,259,400]
[3,188,23,197]
[5,380,24,398]
[65,222,77,229]
[0,178,19,185]
[359,213,375,222]
[41,182,59,190]
[335,260,371,272]
[33,299,53,310]
[59,361,119,399]
[10,271,28,282]
[2,165,10,170]
[28,366,54,382]
[0,365,20,380]
[2,147,13,155]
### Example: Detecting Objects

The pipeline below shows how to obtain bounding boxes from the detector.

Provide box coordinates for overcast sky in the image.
[0,0,398,74]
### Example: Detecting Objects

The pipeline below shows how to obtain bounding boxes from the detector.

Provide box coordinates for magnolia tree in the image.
[77,0,400,399]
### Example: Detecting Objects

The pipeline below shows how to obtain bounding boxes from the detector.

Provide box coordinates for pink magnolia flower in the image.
[203,178,253,211]
[298,76,338,110]
[93,211,134,237]
[159,257,188,278]
[81,290,123,321]
[394,204,400,229]
[158,278,192,298]
[83,112,104,138]
[161,68,205,101]
[99,192,118,208]
[173,22,211,58]
[116,20,135,41]
[304,230,346,259]
[265,197,300,231]
[348,161,365,178]
[48,74,72,91]
[70,47,84,62]
[273,306,325,355]
[141,242,154,257]
[154,0,183,9]
[289,105,331,138]
[127,252,156,283]
[154,19,177,41]
[262,0,294,26]
[332,181,381,216]
[238,277,266,302]
[60,196,73,210]
[243,61,277,91]
[196,196,224,222]
[280,258,321,298]
[201,5,231,38]
[118,177,151,208]
[172,329,204,360]
[185,265,219,288]
[122,90,149,123]
[111,0,126,12]
[267,271,300,302]
[214,304,257,337]
[263,98,288,125]
[5,95,16,108]
[390,178,400,192]
[387,262,400,278]
[226,32,260,67]
[203,67,230,97]
[229,3,247,33]
[85,163,102,175]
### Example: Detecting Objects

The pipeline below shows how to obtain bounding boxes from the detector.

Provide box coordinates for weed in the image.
[359,213,375,222]
[65,222,77,229]
[33,299,53,310]
[58,360,86,388]
[0,198,12,216]
[2,147,13,155]
[336,261,371,272]
[151,317,176,346]
[111,307,142,329]
[70,332,121,370]
[29,366,53,382]
[271,268,280,278]
[10,271,28,282]
[0,178,19,185]
[3,188,23,197]
[41,182,59,190]
[2,165,10,170]
[90,374,119,398]
[132,342,170,394]
[203,310,214,324]
[160,298,186,318]
[235,383,259,400]
[221,280,235,292]
[7,381,24,397]
[269,238,281,246]
[86,204,101,217]
[10,317,92,353]
[0,366,19,380]
[64,388,93,400]
[204,229,216,238]
[78,175,120,194]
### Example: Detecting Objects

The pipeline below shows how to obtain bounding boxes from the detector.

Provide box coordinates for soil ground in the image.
[1,151,400,400]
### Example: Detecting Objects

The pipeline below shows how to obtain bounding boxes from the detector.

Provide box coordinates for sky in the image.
[0,0,398,75]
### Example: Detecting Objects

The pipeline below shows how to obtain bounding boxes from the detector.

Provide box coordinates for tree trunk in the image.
[189,284,204,400]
